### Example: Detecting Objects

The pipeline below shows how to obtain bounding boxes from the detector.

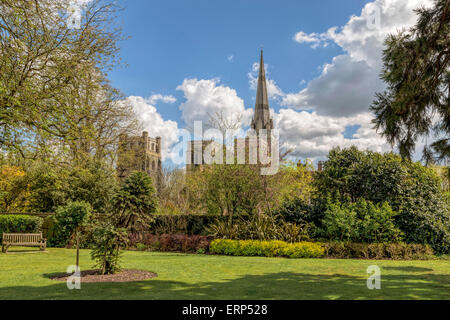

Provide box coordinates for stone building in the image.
[185,140,224,171]
[117,131,162,189]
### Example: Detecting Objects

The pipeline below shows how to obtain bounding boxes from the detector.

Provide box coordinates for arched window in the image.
[152,160,156,171]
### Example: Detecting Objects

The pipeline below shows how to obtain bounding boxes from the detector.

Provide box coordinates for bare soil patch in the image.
[51,269,157,283]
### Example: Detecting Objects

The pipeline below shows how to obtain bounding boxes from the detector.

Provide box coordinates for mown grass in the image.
[0,248,449,300]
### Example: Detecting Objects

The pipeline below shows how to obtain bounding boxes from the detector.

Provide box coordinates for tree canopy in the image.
[0,0,138,162]
[371,0,449,163]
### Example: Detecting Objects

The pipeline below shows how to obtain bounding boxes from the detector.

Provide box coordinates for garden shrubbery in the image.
[209,239,434,260]
[48,201,92,247]
[207,213,310,243]
[3,146,448,259]
[209,239,325,258]
[0,160,119,214]
[322,242,433,260]
[0,215,43,242]
[128,232,211,253]
[272,147,449,254]
[318,198,403,243]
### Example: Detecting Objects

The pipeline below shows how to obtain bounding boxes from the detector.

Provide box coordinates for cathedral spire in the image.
[251,50,273,131]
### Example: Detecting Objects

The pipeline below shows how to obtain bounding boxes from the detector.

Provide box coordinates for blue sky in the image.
[110,0,367,125]
[105,0,431,163]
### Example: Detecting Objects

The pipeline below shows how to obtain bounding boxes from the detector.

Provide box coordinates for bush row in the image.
[129,232,212,253]
[39,214,219,247]
[209,239,325,258]
[323,242,434,260]
[209,239,434,260]
[0,215,43,242]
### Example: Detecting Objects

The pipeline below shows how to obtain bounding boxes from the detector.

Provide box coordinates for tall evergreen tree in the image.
[371,0,449,164]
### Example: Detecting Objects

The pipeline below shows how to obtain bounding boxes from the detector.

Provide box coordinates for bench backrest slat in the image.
[2,233,43,243]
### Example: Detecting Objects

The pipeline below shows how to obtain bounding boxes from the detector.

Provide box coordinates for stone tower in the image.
[117,131,162,190]
[251,50,274,132]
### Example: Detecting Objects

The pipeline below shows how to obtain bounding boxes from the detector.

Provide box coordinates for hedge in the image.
[129,233,212,253]
[209,239,325,258]
[323,242,434,260]
[0,215,43,243]
[209,239,435,260]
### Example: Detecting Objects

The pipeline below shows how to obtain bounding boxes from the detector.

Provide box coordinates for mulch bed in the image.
[51,269,157,283]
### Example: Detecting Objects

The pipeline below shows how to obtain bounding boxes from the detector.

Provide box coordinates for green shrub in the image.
[314,147,450,254]
[276,198,321,226]
[323,242,433,260]
[209,239,325,259]
[136,243,148,251]
[319,198,403,243]
[196,248,206,254]
[0,215,43,242]
[282,242,325,258]
[48,201,92,247]
[207,214,310,242]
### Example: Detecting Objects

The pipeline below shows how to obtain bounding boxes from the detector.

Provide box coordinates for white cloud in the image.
[275,109,391,160]
[285,0,433,117]
[126,96,180,161]
[282,55,385,116]
[173,75,391,161]
[227,54,234,62]
[292,31,330,49]
[176,78,253,127]
[147,94,176,105]
[293,31,321,44]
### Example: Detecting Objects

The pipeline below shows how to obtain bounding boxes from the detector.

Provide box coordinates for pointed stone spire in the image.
[251,50,273,131]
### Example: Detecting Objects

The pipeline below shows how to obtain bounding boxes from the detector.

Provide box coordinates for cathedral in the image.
[186,50,275,171]
[117,50,277,183]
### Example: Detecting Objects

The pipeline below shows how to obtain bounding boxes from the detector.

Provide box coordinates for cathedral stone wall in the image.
[117,131,162,190]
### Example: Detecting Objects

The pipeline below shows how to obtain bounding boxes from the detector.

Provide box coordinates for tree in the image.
[206,110,243,136]
[0,165,29,212]
[158,166,189,215]
[90,172,158,275]
[267,160,315,209]
[112,171,158,230]
[19,158,118,213]
[371,0,449,163]
[50,201,91,269]
[315,147,450,253]
[187,164,265,218]
[90,220,127,275]
[0,0,137,160]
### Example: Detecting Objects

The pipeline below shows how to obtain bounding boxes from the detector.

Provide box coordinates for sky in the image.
[104,0,434,166]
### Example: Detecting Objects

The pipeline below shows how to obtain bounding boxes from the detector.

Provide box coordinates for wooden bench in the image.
[1,233,47,253]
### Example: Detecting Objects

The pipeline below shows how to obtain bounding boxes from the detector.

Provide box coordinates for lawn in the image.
[0,248,449,300]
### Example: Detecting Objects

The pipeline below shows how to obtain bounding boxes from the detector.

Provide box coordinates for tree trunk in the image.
[76,230,80,268]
